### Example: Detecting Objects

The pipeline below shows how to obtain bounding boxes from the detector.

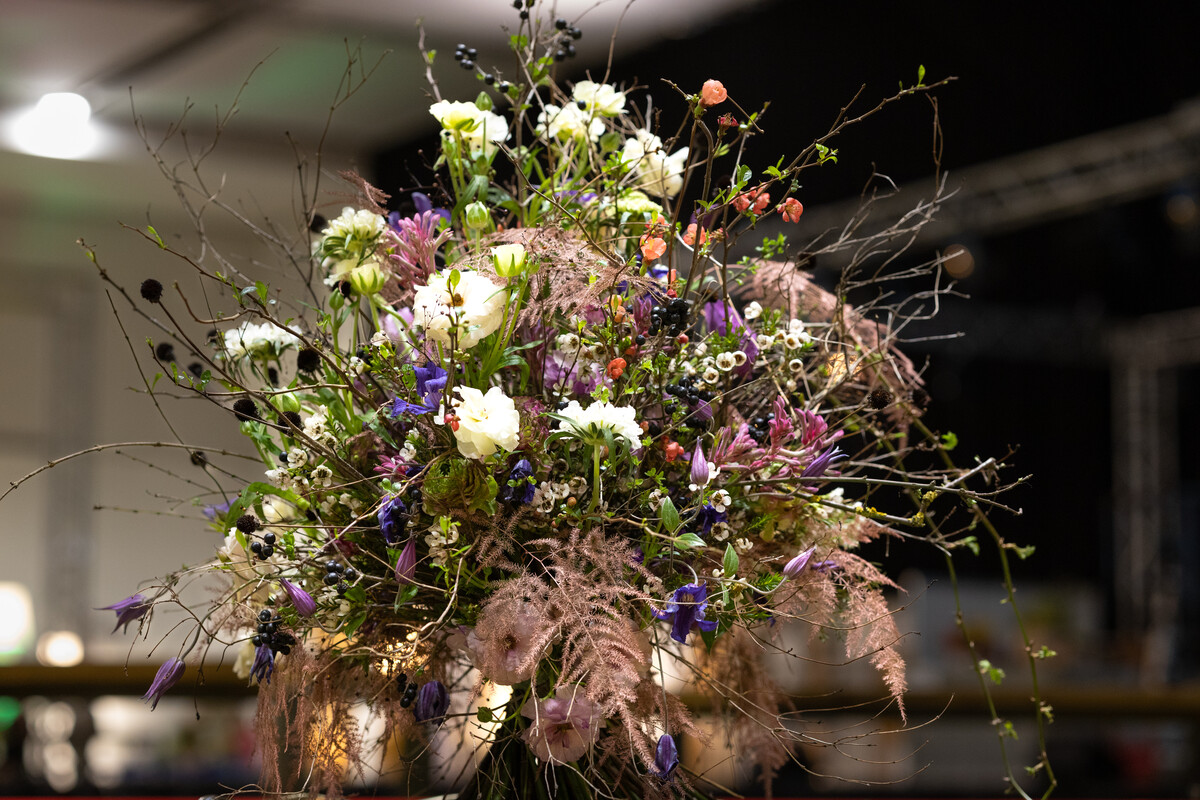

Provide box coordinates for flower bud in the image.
[395,537,417,584]
[464,201,492,231]
[690,441,710,487]
[272,391,301,414]
[783,546,816,579]
[348,261,387,296]
[491,243,528,278]
[281,578,316,616]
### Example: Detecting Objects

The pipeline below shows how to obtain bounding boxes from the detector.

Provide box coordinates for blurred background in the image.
[1,0,1199,796]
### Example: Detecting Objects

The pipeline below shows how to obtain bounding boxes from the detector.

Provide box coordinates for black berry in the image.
[140,279,163,303]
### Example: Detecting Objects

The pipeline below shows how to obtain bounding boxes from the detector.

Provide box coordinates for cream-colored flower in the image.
[620,129,689,199]
[220,321,303,360]
[571,80,626,116]
[411,269,506,349]
[536,103,605,142]
[557,399,643,452]
[452,386,521,460]
[429,100,509,156]
[743,301,763,320]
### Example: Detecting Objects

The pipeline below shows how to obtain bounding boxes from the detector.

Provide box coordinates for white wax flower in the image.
[571,80,626,116]
[411,269,506,349]
[620,129,689,199]
[536,103,605,142]
[557,400,643,452]
[452,386,521,460]
[429,100,509,156]
[221,321,303,360]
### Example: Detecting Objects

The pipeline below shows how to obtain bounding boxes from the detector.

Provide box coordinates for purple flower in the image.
[202,497,235,523]
[281,578,316,617]
[411,191,451,225]
[690,441,709,486]
[99,593,151,634]
[414,680,449,724]
[801,445,846,480]
[414,360,448,409]
[395,537,416,584]
[694,503,726,535]
[654,733,679,778]
[499,459,536,505]
[390,397,433,416]
[250,644,275,685]
[735,329,759,379]
[521,686,603,763]
[783,546,816,579]
[143,657,185,710]
[378,495,409,545]
[767,396,793,448]
[702,300,742,336]
[654,582,718,644]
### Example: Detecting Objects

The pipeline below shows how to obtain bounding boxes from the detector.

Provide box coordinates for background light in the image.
[0,581,35,662]
[36,630,85,667]
[8,92,97,159]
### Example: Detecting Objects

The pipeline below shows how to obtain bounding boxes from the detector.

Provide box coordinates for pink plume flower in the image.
[521,685,604,763]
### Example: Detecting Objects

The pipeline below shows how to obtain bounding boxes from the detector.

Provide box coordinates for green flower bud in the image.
[272,391,301,414]
[348,261,387,296]
[464,201,492,231]
[491,243,528,278]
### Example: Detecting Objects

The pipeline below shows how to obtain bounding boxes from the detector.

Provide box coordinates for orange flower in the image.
[682,223,708,247]
[607,358,627,380]
[734,188,771,215]
[663,439,686,462]
[640,235,667,261]
[779,197,804,223]
[700,79,727,107]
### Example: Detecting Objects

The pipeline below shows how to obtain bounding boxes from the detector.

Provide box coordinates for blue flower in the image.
[498,459,536,504]
[99,593,151,634]
[694,504,726,535]
[378,495,409,545]
[654,733,679,778]
[390,397,433,416]
[414,361,448,409]
[654,582,718,644]
[414,680,449,724]
[250,644,275,685]
[801,445,846,480]
[143,657,185,710]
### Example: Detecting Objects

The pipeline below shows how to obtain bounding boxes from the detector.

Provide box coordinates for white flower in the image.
[536,103,605,142]
[711,489,731,513]
[788,358,804,373]
[735,536,754,553]
[732,350,748,366]
[220,321,303,361]
[452,386,521,460]
[715,352,736,372]
[557,400,643,451]
[783,333,805,350]
[702,367,721,384]
[348,356,367,375]
[693,342,708,356]
[789,318,806,332]
[743,301,763,320]
[310,464,333,488]
[785,378,798,392]
[571,80,626,116]
[323,206,385,244]
[412,269,506,349]
[287,448,308,468]
[620,129,689,199]
[429,100,509,156]
[647,489,666,510]
[756,333,774,349]
[711,521,731,542]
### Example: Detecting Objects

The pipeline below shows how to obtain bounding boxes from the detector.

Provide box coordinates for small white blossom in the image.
[743,301,763,320]
[711,522,732,542]
[693,342,708,356]
[715,352,736,372]
[711,489,731,513]
[735,536,754,553]
[732,350,747,366]
[702,367,721,384]
[287,448,308,468]
[783,333,805,350]
[310,464,333,488]
[572,80,626,116]
[789,319,806,332]
[348,356,367,376]
[785,378,798,392]
[788,358,804,373]
[452,386,521,460]
[756,333,774,349]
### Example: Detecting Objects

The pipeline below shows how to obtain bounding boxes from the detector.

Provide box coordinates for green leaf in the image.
[342,611,368,639]
[940,431,959,451]
[147,225,165,248]
[477,705,494,723]
[917,64,926,86]
[674,532,705,549]
[723,544,739,576]
[978,659,1006,685]
[1014,544,1036,560]
[660,497,682,533]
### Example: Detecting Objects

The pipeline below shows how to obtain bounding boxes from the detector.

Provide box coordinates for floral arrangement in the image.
[5,7,1057,800]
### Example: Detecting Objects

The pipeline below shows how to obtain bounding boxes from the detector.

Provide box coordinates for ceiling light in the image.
[8,92,98,160]
[36,630,85,667]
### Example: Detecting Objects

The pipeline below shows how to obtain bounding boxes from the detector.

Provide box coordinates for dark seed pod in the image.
[139,278,164,303]
[154,342,175,362]
[868,387,894,409]
[233,398,259,422]
[258,609,272,622]
[236,514,261,534]
[296,347,321,373]
[282,410,302,429]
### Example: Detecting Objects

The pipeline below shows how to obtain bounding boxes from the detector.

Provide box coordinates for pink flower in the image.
[779,197,804,223]
[521,685,604,763]
[464,604,544,685]
[699,79,727,107]
[640,234,667,261]
[734,187,771,215]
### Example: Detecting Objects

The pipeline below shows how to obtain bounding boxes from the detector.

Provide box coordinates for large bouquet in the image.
[43,9,1051,800]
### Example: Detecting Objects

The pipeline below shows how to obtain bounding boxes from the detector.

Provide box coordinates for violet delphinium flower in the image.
[280,579,316,617]
[395,537,416,584]
[801,444,846,480]
[378,495,408,545]
[521,686,603,763]
[250,643,275,685]
[783,546,817,579]
[694,503,726,535]
[414,361,448,409]
[390,397,433,416]
[654,582,718,644]
[654,733,679,778]
[499,459,536,504]
[414,680,449,724]
[99,593,150,633]
[142,657,185,710]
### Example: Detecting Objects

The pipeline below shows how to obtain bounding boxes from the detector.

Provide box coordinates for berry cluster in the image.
[252,608,294,655]
[395,671,419,708]
[455,41,512,93]
[746,412,777,444]
[321,560,357,596]
[238,515,279,561]
[649,298,692,337]
[551,18,582,62]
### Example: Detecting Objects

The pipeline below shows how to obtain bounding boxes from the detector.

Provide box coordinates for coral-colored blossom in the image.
[734,188,771,215]
[682,223,708,247]
[640,235,667,261]
[607,358,627,380]
[699,79,728,107]
[779,197,804,223]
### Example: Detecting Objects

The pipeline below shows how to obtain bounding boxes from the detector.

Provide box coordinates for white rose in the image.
[536,103,605,143]
[453,386,521,459]
[572,81,626,116]
[620,129,689,199]
[411,269,506,349]
[429,100,509,156]
[557,400,643,452]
